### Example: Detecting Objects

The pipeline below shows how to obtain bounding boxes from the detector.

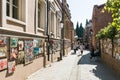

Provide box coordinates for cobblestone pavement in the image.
[26,50,120,80]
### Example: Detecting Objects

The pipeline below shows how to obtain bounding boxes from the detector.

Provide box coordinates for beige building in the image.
[0,0,73,80]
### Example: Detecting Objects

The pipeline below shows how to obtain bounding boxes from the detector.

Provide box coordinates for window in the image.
[38,2,41,28]
[6,0,18,19]
[6,0,25,22]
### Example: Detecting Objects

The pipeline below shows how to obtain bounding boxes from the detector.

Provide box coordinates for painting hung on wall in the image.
[0,36,7,46]
[8,61,16,74]
[0,46,7,58]
[10,38,18,48]
[18,40,24,51]
[0,58,8,71]
[33,47,39,56]
[33,39,44,47]
[17,51,25,64]
[10,48,18,61]
[24,40,33,64]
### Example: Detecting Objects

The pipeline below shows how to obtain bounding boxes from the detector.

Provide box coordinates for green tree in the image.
[75,22,79,37]
[79,23,84,38]
[103,0,120,30]
[103,0,120,57]
[85,19,89,26]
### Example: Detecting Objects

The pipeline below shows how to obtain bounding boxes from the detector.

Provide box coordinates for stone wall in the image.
[101,37,120,75]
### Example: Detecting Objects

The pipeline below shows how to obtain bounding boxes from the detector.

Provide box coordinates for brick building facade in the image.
[92,4,112,48]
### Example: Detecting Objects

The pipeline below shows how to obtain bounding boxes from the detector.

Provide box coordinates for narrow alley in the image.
[26,50,120,80]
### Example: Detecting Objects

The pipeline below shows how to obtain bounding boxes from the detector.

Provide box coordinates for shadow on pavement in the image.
[77,52,120,80]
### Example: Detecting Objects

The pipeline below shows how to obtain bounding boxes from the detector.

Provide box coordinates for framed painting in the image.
[0,46,7,58]
[18,40,24,51]
[10,47,18,61]
[0,36,7,46]
[10,38,18,48]
[8,61,16,74]
[0,58,8,71]
[24,40,33,65]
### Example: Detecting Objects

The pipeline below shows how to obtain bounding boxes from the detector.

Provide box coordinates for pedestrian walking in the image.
[90,46,100,61]
[80,43,84,55]
[73,43,77,54]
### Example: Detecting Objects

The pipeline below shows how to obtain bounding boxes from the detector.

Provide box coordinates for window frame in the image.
[6,0,19,19]
[38,1,41,28]
[6,0,25,22]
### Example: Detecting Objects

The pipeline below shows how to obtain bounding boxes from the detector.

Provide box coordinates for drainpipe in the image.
[47,0,50,61]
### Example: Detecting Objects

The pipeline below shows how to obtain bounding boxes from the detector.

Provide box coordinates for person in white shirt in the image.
[73,43,77,54]
[80,43,83,55]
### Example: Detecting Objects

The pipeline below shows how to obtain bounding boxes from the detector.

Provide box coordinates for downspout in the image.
[47,0,50,61]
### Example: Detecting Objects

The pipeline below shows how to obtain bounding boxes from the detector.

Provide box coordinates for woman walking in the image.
[78,43,83,56]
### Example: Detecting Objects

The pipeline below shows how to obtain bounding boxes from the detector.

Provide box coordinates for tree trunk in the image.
[111,39,114,57]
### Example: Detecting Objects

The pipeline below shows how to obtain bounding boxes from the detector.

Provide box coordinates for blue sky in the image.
[67,0,106,28]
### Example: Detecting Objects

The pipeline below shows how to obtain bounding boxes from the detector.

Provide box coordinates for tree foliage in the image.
[85,19,89,26]
[75,22,84,38]
[96,0,120,39]
[103,0,120,31]
[75,22,79,37]
[79,23,84,38]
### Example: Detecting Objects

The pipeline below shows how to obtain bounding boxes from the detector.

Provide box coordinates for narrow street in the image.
[26,50,120,80]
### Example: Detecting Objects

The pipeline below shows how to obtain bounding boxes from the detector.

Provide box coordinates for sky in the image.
[67,0,106,28]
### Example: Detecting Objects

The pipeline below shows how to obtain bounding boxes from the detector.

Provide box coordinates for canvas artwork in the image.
[0,46,7,58]
[33,47,40,56]
[33,39,39,47]
[24,40,33,64]
[10,48,18,61]
[33,39,44,47]
[10,38,18,48]
[18,40,24,51]
[8,61,16,74]
[0,58,8,71]
[0,36,7,46]
[17,51,25,64]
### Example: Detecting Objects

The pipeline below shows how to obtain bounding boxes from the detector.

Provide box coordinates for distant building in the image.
[85,20,92,49]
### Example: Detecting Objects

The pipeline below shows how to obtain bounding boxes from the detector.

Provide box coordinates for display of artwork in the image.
[33,47,40,56]
[17,51,25,64]
[33,39,44,47]
[24,40,33,64]
[18,40,24,51]
[10,38,18,48]
[0,58,7,71]
[0,46,7,58]
[10,47,18,61]
[8,61,16,74]
[0,36,7,46]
